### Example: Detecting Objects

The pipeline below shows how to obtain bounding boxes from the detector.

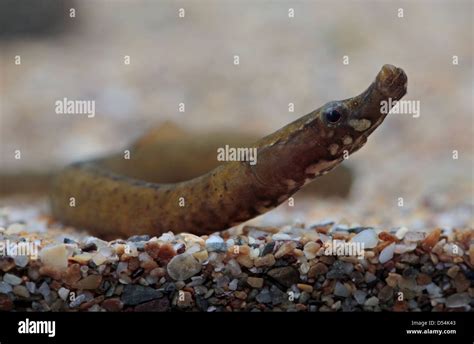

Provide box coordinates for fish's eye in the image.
[325,109,342,123]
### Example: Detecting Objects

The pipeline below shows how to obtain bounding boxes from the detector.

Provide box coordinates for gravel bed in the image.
[0,216,472,312]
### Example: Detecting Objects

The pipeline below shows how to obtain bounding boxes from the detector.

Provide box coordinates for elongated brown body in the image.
[50,65,407,239]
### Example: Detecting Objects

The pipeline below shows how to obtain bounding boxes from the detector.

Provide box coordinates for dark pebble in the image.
[163,283,176,294]
[247,289,259,301]
[465,270,474,281]
[351,271,365,284]
[270,285,286,305]
[347,226,373,234]
[102,298,123,312]
[256,289,272,304]
[0,257,15,272]
[421,263,435,275]
[131,268,144,279]
[63,238,77,244]
[299,291,310,304]
[121,285,163,306]
[403,267,418,279]
[99,280,111,293]
[0,294,13,311]
[261,242,275,257]
[195,295,209,311]
[378,285,394,302]
[326,260,347,279]
[310,221,334,229]
[342,298,354,311]
[273,260,289,267]
[267,266,299,288]
[82,242,97,252]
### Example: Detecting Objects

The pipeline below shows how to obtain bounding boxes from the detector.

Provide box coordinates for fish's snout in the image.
[375,64,407,100]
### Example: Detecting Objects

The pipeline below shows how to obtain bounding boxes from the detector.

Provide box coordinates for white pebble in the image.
[39,244,69,270]
[303,242,320,260]
[14,255,29,268]
[351,229,378,249]
[394,243,417,254]
[205,236,226,252]
[84,236,108,249]
[58,287,70,301]
[379,243,396,264]
[395,226,409,240]
[272,233,293,241]
[92,253,108,266]
[186,244,201,255]
[158,232,175,242]
[6,223,25,234]
[404,231,425,242]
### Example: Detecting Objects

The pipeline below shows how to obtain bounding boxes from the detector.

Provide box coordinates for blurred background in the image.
[0,0,472,231]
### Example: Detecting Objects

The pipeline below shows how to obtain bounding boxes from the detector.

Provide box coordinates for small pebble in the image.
[267,266,299,287]
[297,283,313,293]
[0,281,13,294]
[351,229,378,249]
[395,227,409,240]
[378,286,394,302]
[13,285,30,298]
[255,289,272,304]
[13,255,29,268]
[308,262,328,278]
[365,272,377,284]
[446,265,460,279]
[416,273,432,285]
[228,279,239,291]
[247,277,264,289]
[364,296,379,307]
[3,273,22,286]
[39,244,69,270]
[353,290,367,305]
[76,275,102,290]
[334,282,350,297]
[379,243,395,264]
[274,242,296,259]
[205,236,226,252]
[38,281,50,297]
[69,294,86,308]
[121,285,163,306]
[25,282,36,294]
[445,293,470,308]
[58,287,70,301]
[254,254,276,267]
[167,253,202,281]
[226,259,242,276]
[303,242,320,260]
[6,223,25,234]
[426,283,443,298]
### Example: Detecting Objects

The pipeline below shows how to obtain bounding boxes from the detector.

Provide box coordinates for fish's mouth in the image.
[350,64,407,137]
[375,64,407,100]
